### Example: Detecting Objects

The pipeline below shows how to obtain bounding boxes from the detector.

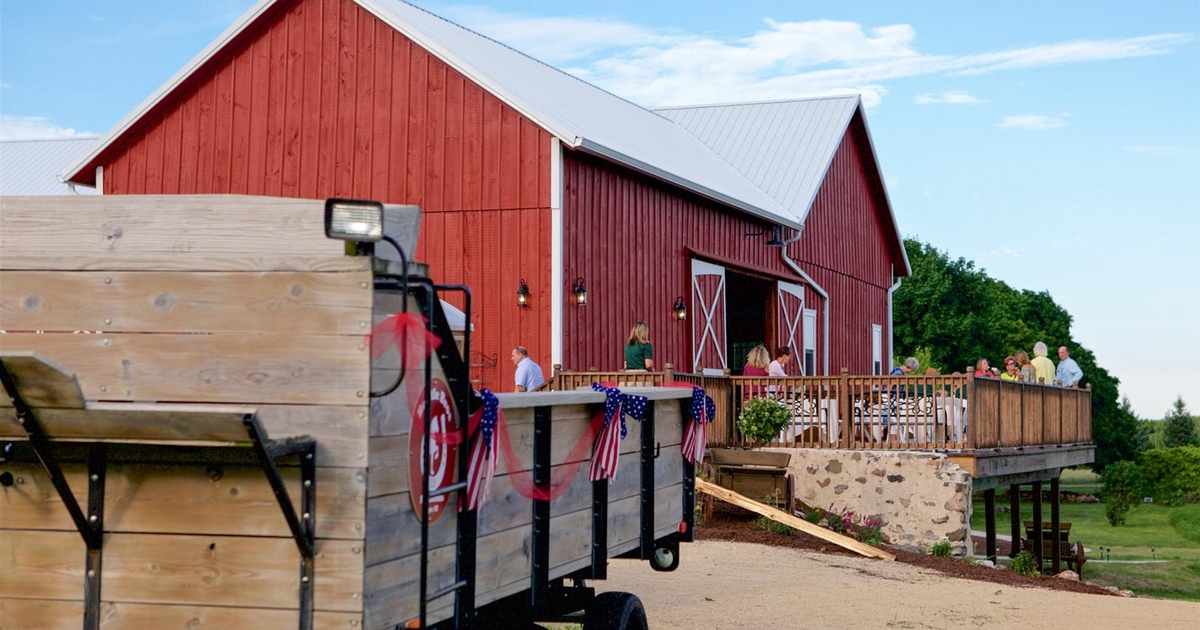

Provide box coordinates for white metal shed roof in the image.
[654,96,861,225]
[2,138,99,196]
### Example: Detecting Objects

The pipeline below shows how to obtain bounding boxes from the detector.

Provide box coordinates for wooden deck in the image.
[542,366,1095,480]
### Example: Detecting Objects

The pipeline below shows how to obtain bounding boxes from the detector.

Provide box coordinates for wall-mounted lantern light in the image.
[673,296,687,320]
[745,225,786,247]
[572,277,588,306]
[517,278,530,307]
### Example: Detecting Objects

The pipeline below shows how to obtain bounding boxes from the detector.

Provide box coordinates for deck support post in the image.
[1031,480,1044,569]
[1008,483,1021,559]
[983,488,997,564]
[1050,476,1062,573]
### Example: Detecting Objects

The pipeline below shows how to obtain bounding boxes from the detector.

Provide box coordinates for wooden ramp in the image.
[696,478,894,561]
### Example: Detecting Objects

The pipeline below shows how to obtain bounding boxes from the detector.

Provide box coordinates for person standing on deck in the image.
[624,322,654,372]
[768,346,791,376]
[511,346,544,392]
[1030,341,1056,385]
[890,357,919,376]
[1056,346,1083,387]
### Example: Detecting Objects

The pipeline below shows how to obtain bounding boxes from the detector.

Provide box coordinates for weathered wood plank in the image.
[0,462,364,540]
[696,478,894,560]
[0,195,365,272]
[0,333,370,405]
[102,534,363,612]
[0,403,367,466]
[0,271,372,335]
[0,352,83,409]
[92,602,363,630]
[0,530,83,601]
[0,598,83,630]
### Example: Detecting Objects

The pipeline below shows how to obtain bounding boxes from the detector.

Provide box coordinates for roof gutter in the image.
[777,227,830,376]
[887,266,901,371]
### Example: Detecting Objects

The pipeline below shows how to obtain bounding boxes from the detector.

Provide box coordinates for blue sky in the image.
[2,0,1198,417]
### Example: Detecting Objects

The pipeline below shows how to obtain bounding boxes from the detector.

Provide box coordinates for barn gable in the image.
[63,0,794,228]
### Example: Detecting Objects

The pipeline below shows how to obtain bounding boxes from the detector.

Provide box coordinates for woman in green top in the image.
[624,321,654,371]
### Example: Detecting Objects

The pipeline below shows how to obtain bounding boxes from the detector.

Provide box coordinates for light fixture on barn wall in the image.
[572,277,588,306]
[517,278,530,307]
[673,296,687,320]
[746,225,786,247]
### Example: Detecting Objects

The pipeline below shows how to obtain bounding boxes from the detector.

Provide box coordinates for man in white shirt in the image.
[1055,346,1083,388]
[511,345,544,392]
[768,346,791,376]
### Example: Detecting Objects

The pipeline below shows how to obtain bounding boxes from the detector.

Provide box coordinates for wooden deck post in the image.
[1051,476,1062,573]
[1009,483,1021,559]
[839,368,852,449]
[984,488,997,564]
[1032,480,1044,567]
[552,364,562,391]
[663,363,674,384]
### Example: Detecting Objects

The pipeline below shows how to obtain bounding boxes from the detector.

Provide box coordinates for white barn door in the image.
[776,281,805,375]
[691,259,727,373]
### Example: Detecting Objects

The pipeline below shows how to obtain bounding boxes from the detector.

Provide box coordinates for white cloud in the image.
[0,115,96,141]
[915,91,984,104]
[1124,145,1200,158]
[448,10,1191,108]
[997,114,1069,130]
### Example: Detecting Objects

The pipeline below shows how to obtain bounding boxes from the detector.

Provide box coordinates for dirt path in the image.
[596,540,1200,629]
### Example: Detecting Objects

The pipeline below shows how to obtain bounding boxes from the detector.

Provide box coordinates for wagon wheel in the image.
[583,592,649,630]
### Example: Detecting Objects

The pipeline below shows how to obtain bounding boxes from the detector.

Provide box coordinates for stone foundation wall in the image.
[765,448,973,553]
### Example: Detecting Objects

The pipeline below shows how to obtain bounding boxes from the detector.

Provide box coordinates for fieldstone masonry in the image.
[764,448,973,553]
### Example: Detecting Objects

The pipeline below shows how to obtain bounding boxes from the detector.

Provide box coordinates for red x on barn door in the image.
[691,259,726,373]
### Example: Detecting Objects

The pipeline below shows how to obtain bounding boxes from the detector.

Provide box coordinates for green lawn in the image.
[972,492,1200,600]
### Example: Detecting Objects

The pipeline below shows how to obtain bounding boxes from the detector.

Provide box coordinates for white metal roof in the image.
[657,96,910,274]
[60,0,799,228]
[2,138,99,196]
[654,96,861,225]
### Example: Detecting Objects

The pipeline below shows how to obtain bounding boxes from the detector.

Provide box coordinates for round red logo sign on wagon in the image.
[408,376,458,523]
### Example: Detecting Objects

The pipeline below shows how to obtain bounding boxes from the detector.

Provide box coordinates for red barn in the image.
[62,0,910,389]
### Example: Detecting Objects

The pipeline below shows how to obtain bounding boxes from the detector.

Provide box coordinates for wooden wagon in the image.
[0,195,698,630]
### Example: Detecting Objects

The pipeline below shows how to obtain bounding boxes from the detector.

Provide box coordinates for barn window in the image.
[871,324,883,375]
[802,309,817,375]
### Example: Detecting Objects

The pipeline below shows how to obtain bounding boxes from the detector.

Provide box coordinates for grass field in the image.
[972,469,1200,601]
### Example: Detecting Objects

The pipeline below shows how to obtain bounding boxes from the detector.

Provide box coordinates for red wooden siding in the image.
[792,112,899,374]
[562,151,804,373]
[563,110,901,376]
[96,0,552,390]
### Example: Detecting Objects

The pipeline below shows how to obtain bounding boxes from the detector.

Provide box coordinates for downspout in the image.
[887,264,901,371]
[778,227,831,375]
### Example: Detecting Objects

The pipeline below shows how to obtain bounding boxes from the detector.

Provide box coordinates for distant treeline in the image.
[892,238,1141,473]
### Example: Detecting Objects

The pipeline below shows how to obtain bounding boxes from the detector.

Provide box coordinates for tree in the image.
[892,238,1141,472]
[1099,460,1145,526]
[1163,396,1198,447]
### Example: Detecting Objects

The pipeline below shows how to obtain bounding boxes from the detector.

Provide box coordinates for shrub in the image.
[929,540,952,557]
[753,515,792,536]
[1100,460,1145,525]
[1140,446,1200,506]
[1010,551,1040,577]
[737,397,792,446]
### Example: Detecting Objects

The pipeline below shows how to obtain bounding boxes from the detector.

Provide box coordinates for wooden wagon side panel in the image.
[0,194,372,626]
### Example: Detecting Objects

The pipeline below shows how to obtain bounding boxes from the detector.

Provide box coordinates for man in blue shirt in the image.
[511,345,545,392]
[1055,346,1083,387]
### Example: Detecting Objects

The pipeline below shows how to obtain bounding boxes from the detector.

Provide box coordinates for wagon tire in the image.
[583,592,648,630]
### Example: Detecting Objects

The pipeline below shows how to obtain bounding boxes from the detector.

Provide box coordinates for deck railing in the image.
[542,366,1092,452]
